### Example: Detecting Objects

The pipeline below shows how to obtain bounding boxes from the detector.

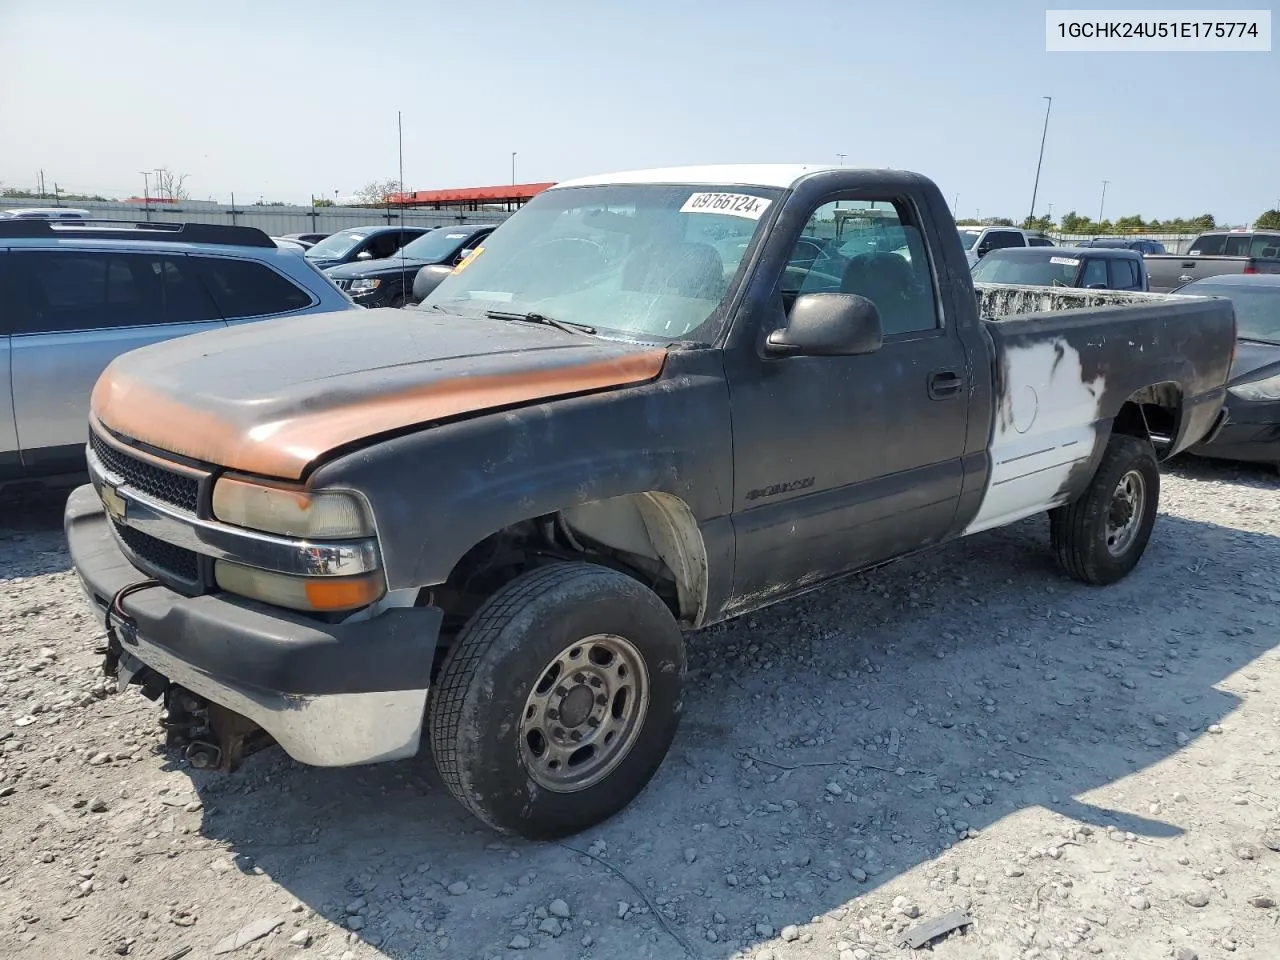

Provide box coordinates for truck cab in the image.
[956,225,1053,267]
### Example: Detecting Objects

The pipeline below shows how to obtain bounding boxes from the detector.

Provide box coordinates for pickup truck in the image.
[1144,230,1280,293]
[957,225,1054,267]
[66,164,1236,839]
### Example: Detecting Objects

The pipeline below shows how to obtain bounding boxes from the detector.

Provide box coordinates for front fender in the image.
[308,350,733,595]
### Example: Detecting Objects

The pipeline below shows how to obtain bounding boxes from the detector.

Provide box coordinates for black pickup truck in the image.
[66,164,1236,839]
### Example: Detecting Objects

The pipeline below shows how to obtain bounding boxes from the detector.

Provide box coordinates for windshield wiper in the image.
[484,309,596,336]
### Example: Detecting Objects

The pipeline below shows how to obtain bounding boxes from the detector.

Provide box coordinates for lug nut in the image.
[589,676,603,688]
[546,709,558,720]
[570,730,582,741]
[595,694,608,706]
[552,727,566,739]
[555,685,569,697]
[573,672,586,683]
[587,717,601,728]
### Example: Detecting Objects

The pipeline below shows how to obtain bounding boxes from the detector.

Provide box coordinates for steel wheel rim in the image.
[1105,468,1146,557]
[518,634,650,793]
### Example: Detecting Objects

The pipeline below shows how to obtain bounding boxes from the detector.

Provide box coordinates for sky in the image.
[0,0,1276,224]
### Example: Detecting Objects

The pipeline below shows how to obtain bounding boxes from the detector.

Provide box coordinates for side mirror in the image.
[765,293,883,358]
[975,243,991,258]
[356,250,373,261]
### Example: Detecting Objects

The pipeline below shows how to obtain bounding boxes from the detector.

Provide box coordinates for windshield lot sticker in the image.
[453,246,484,273]
[680,192,772,220]
[1049,256,1081,266]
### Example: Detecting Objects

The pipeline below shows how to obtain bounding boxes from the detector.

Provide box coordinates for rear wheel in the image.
[427,562,685,839]
[1050,433,1160,585]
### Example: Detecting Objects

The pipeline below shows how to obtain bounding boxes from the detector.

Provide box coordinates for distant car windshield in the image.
[423,182,781,341]
[305,230,366,259]
[1183,282,1280,343]
[972,251,1081,286]
[396,228,476,261]
[957,229,982,250]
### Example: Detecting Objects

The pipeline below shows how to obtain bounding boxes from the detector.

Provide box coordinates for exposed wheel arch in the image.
[1110,382,1182,460]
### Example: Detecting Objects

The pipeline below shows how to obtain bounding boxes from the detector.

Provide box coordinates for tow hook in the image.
[160,686,273,772]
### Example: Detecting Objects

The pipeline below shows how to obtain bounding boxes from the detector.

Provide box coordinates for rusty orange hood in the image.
[91,308,667,480]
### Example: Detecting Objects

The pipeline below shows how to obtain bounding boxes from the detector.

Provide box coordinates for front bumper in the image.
[65,485,442,767]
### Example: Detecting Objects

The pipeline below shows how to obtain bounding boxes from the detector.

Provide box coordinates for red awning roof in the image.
[391,182,556,205]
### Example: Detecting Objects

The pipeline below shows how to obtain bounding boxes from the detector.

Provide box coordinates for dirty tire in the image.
[428,562,685,839]
[1050,433,1160,585]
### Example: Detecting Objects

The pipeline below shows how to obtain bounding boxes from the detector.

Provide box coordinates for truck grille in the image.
[90,431,199,513]
[113,520,200,583]
[333,278,352,291]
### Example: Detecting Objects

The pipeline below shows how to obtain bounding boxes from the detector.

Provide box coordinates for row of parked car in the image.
[1,207,1278,498]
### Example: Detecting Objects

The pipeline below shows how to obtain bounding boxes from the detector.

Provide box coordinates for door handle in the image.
[928,370,964,400]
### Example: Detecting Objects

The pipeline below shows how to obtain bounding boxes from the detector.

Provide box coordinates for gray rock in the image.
[538,917,563,937]
[1185,890,1210,908]
[1248,895,1276,909]
[345,899,366,915]
[548,898,570,919]
[288,930,312,947]
[1127,895,1150,911]
[88,797,107,813]
[826,782,843,796]
[849,867,867,882]
[212,917,284,954]
[684,847,698,864]
[1174,949,1198,960]
[346,916,365,931]
[447,881,470,896]
[1004,865,1024,878]
[781,924,800,941]
[507,934,531,950]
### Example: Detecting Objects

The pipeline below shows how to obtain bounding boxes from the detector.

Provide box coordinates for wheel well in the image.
[1112,383,1181,460]
[426,493,709,638]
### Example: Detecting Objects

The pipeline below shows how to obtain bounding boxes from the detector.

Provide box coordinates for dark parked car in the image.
[329,224,497,308]
[1145,230,1280,292]
[407,225,499,304]
[971,246,1148,291]
[1178,274,1280,470]
[304,225,434,270]
[1077,237,1168,255]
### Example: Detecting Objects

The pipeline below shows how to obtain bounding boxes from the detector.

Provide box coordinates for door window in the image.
[1224,235,1250,256]
[1108,258,1139,290]
[8,251,166,334]
[987,231,1024,250]
[195,257,313,319]
[1188,234,1227,255]
[367,232,403,259]
[1081,259,1109,287]
[783,199,939,335]
[1250,234,1280,258]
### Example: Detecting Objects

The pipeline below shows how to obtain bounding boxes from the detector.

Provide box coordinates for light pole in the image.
[836,153,847,166]
[139,171,152,220]
[511,152,517,186]
[1098,180,1109,223]
[1028,96,1052,225]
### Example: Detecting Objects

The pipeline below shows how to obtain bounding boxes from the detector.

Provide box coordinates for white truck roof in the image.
[552,164,841,190]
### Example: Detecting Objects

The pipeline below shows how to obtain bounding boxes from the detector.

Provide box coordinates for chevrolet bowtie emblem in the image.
[101,485,128,523]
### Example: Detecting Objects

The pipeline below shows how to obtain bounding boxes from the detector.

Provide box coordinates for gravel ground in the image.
[1,457,1278,960]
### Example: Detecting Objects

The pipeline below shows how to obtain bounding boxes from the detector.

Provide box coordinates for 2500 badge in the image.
[744,477,815,501]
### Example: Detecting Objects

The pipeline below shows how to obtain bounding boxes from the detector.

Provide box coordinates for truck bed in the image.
[964,282,1235,535]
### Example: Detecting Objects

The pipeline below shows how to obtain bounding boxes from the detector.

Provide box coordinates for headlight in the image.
[215,561,385,613]
[349,278,381,293]
[212,476,374,539]
[1229,374,1280,402]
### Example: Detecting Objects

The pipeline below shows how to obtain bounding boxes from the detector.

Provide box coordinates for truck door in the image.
[9,250,227,472]
[723,193,972,608]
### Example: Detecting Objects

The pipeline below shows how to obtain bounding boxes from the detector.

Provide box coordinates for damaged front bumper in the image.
[65,485,442,769]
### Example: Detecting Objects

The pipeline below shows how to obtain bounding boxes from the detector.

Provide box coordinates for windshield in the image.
[305,230,366,259]
[957,229,982,250]
[394,228,476,261]
[972,252,1080,286]
[422,183,781,341]
[1185,283,1280,343]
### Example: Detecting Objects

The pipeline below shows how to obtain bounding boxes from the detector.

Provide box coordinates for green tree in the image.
[1255,209,1280,230]
[1114,215,1146,233]
[1059,210,1089,233]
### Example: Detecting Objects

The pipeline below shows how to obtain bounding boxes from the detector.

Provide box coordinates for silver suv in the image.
[0,219,356,493]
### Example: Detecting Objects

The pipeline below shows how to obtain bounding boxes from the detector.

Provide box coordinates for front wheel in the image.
[1049,433,1160,585]
[427,562,685,839]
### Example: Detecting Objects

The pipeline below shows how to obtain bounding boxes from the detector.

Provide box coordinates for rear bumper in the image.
[65,484,442,766]
[1189,398,1280,465]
